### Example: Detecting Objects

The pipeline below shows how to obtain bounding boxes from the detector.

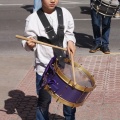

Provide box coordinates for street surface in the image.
[0,0,120,120]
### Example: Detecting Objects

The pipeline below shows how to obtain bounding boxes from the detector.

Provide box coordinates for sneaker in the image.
[89,44,101,53]
[101,46,110,54]
[114,12,120,18]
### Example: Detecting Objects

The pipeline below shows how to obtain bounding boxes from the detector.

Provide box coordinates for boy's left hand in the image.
[67,41,76,56]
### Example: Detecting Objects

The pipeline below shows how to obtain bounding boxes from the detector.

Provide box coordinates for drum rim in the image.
[92,0,119,17]
[44,85,85,107]
[93,7,116,16]
[54,58,96,92]
[95,0,119,7]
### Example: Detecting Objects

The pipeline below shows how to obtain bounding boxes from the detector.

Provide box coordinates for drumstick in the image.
[70,52,76,85]
[16,35,67,51]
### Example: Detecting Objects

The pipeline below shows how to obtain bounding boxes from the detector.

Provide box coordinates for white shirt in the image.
[22,7,76,75]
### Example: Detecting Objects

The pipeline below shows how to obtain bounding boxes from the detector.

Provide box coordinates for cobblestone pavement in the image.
[0,51,120,120]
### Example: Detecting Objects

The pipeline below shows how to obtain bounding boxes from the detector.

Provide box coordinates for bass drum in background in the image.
[91,0,120,17]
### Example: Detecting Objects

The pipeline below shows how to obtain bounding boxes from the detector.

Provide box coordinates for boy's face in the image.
[42,0,59,13]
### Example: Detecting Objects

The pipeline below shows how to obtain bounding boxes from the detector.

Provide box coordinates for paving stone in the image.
[0,54,120,120]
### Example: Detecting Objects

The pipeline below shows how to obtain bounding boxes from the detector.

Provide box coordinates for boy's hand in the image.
[67,41,76,56]
[26,37,36,50]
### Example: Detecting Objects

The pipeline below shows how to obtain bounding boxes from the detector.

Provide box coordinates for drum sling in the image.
[37,7,65,68]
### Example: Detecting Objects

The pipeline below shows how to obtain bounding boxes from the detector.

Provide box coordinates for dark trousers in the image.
[36,73,76,120]
[91,8,111,47]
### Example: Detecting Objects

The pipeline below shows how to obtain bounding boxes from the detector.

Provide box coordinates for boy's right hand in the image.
[26,37,36,50]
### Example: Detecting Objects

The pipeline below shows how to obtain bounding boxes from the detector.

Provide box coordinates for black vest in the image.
[37,7,65,68]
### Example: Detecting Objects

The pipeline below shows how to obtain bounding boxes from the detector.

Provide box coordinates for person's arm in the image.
[64,8,76,56]
[25,37,36,51]
[67,40,76,56]
[22,14,38,51]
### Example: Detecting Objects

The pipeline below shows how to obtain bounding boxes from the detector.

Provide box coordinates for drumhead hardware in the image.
[41,57,96,107]
[91,0,120,17]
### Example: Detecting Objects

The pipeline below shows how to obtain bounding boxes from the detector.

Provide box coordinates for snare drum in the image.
[41,57,96,107]
[92,0,120,17]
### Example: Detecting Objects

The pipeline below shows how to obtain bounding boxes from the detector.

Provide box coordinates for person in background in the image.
[89,0,119,54]
[33,0,42,12]
[22,0,76,120]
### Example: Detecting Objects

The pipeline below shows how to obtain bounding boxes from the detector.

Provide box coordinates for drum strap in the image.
[37,7,65,68]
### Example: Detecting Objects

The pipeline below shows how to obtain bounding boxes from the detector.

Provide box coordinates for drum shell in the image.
[41,57,96,107]
[44,70,88,103]
[92,0,119,17]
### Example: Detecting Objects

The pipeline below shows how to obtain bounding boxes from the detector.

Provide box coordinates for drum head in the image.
[60,60,93,88]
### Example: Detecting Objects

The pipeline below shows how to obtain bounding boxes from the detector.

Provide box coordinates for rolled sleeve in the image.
[64,9,76,44]
[22,14,38,51]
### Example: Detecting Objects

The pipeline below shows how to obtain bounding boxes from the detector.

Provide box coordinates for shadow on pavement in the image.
[74,32,94,48]
[4,90,37,120]
[21,5,33,13]
[49,114,64,120]
[80,6,91,15]
[4,90,64,120]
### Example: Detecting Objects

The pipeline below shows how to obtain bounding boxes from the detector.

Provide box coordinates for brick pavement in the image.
[0,53,120,120]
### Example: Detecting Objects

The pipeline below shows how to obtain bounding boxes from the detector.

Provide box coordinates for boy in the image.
[22,0,76,120]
